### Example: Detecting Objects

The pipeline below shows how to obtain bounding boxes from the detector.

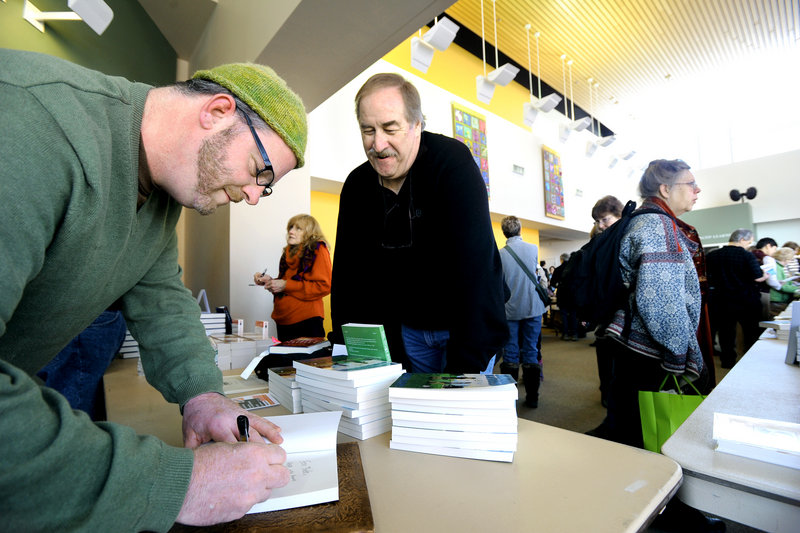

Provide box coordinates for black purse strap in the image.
[504,245,541,287]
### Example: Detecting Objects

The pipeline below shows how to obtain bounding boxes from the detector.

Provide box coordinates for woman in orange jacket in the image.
[254,214,332,341]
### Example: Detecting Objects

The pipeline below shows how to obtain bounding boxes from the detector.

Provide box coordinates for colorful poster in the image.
[542,146,565,220]
[452,102,489,197]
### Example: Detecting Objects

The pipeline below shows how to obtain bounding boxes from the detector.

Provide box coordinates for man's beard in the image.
[194,126,238,215]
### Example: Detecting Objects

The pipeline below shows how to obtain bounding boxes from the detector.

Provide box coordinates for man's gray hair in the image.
[729,228,753,243]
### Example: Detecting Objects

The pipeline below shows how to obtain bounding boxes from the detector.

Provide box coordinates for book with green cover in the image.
[388,373,517,401]
[341,323,391,362]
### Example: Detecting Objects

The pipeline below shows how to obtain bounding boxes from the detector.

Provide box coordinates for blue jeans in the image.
[401,325,449,373]
[37,310,126,419]
[503,315,542,365]
[401,326,497,374]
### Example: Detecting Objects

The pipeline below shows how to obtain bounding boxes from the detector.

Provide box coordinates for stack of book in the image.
[388,373,519,462]
[210,334,259,370]
[200,312,227,336]
[267,366,303,413]
[118,329,140,359]
[293,356,405,440]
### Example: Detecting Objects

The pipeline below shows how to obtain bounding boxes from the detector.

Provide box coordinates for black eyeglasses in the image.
[381,191,419,250]
[241,111,275,197]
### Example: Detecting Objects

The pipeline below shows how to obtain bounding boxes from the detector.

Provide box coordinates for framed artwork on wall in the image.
[542,145,565,220]
[452,102,490,197]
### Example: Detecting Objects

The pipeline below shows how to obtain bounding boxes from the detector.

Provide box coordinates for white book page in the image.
[246,411,342,513]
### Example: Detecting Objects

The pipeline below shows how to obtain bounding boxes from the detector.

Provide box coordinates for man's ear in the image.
[198,93,237,130]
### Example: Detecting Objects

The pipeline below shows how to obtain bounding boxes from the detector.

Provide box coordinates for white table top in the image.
[104,358,682,532]
[661,338,800,530]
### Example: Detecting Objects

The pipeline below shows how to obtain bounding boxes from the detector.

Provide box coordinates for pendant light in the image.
[476,0,519,104]
[522,25,562,127]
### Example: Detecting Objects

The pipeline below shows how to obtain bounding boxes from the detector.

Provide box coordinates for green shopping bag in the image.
[639,374,705,453]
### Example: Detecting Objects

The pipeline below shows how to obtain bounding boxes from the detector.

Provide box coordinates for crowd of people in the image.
[3,48,797,532]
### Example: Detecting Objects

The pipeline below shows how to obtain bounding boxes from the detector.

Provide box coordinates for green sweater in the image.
[0,49,223,531]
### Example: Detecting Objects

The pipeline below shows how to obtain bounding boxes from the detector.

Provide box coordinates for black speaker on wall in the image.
[729,187,757,202]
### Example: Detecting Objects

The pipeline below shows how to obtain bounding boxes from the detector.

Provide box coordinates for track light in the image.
[476,75,496,104]
[569,116,591,132]
[410,17,459,73]
[558,123,571,143]
[23,0,113,35]
[423,17,459,50]
[597,135,616,147]
[487,63,520,86]
[585,141,598,157]
[532,93,562,112]
[609,157,619,169]
[622,150,636,160]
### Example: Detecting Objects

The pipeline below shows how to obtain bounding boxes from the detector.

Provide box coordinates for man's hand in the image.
[182,393,284,448]
[175,441,289,526]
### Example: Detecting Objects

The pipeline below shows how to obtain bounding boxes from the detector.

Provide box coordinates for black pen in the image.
[237,415,250,442]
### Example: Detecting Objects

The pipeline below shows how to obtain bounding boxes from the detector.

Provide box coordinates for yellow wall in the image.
[310,191,340,334]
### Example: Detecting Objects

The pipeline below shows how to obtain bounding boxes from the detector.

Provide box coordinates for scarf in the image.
[279,241,325,282]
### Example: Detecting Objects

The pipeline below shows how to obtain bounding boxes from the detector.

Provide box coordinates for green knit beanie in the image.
[192,63,307,168]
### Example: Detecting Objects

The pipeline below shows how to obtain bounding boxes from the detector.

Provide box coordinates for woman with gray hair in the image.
[600,159,723,531]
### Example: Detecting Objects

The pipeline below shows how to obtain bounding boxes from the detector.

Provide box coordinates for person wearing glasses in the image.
[589,195,624,409]
[330,73,508,374]
[0,49,306,530]
[253,214,332,341]
[597,160,723,532]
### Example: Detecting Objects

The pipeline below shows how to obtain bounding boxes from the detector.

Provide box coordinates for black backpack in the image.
[556,201,664,331]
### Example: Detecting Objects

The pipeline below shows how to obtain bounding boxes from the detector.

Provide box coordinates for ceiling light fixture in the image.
[476,0,519,104]
[410,16,459,73]
[567,60,590,132]
[558,54,571,142]
[522,25,562,127]
[23,0,113,35]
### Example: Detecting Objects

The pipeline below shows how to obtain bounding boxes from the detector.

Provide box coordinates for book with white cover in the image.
[391,425,519,447]
[388,373,517,401]
[391,418,517,433]
[391,433,517,452]
[302,394,389,419]
[267,366,300,388]
[301,387,390,411]
[390,401,517,417]
[389,439,514,463]
[293,356,404,385]
[296,373,396,402]
[713,412,800,470]
[270,386,303,414]
[388,396,514,410]
[247,411,342,514]
[339,416,392,440]
[391,409,518,428]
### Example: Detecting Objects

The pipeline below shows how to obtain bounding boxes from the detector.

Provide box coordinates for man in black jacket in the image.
[706,229,766,368]
[330,73,508,373]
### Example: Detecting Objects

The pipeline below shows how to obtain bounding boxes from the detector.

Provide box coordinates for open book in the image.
[247,410,343,513]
